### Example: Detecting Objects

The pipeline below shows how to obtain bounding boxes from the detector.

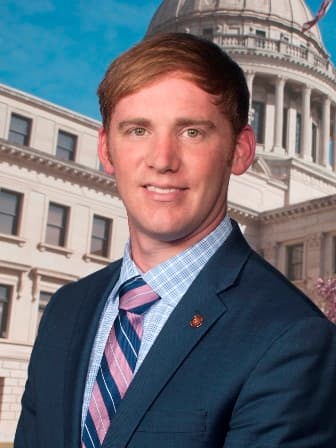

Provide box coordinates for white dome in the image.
[147,0,324,49]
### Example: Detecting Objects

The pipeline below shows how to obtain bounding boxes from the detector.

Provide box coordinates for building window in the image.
[202,28,213,41]
[299,44,308,57]
[0,189,22,235]
[295,113,302,154]
[255,29,266,48]
[252,101,265,144]
[0,285,11,338]
[286,243,304,281]
[8,113,32,146]
[280,33,289,42]
[282,108,288,149]
[38,291,52,328]
[90,215,112,257]
[45,203,68,247]
[56,130,77,161]
[329,139,333,166]
[312,123,318,162]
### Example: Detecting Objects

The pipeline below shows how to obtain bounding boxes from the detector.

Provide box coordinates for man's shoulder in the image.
[36,258,123,339]
[238,250,326,323]
[206,227,326,326]
[213,223,323,319]
[43,258,122,317]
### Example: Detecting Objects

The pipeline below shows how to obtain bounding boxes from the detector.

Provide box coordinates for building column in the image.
[321,96,331,168]
[301,85,312,161]
[246,70,255,124]
[273,76,285,153]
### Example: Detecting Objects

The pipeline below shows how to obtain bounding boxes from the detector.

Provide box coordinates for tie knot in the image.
[118,276,160,314]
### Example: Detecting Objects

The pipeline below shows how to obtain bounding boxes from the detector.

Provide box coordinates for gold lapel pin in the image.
[190,314,204,328]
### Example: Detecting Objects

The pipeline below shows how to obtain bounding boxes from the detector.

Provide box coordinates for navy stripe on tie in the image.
[83,411,101,448]
[97,356,121,417]
[117,275,144,296]
[130,301,156,315]
[114,312,140,371]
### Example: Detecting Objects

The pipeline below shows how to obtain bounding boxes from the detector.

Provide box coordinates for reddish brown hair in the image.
[98,32,249,136]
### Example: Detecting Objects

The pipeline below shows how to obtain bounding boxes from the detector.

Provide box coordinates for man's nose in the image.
[145,134,181,173]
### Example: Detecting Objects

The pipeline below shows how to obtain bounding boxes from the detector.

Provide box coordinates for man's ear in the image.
[231,125,256,175]
[98,127,115,175]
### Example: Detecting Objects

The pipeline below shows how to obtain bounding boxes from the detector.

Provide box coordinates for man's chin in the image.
[145,226,202,246]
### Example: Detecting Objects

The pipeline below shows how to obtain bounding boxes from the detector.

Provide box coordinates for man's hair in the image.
[98,32,249,136]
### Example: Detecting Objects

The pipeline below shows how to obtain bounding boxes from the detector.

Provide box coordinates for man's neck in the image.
[129,215,225,272]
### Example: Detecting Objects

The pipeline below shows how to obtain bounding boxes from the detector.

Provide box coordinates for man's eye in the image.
[185,128,201,138]
[132,127,146,136]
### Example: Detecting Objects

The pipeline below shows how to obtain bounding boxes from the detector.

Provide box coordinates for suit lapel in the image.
[63,261,122,448]
[102,222,252,448]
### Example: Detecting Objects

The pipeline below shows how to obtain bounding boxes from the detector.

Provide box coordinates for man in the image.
[15,33,336,448]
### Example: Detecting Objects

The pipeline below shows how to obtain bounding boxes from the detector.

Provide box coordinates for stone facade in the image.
[0,85,128,443]
[0,357,28,441]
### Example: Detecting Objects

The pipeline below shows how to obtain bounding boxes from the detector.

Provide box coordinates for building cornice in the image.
[259,194,336,222]
[228,193,336,224]
[261,154,336,187]
[228,202,260,221]
[31,267,79,283]
[0,260,31,272]
[289,158,336,184]
[0,139,118,196]
[0,83,101,130]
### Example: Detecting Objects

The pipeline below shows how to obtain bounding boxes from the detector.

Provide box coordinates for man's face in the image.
[99,74,254,253]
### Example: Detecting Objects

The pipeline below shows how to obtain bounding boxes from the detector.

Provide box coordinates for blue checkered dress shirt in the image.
[81,216,232,430]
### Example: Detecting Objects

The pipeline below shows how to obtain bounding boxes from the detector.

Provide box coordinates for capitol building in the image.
[0,0,335,443]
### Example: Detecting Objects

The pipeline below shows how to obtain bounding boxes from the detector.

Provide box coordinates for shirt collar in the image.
[118,216,232,305]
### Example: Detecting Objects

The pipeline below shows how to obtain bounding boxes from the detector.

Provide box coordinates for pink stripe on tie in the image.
[90,383,110,444]
[127,312,144,340]
[120,284,158,311]
[105,325,134,398]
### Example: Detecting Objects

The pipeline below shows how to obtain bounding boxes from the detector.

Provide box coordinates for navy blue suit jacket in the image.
[15,222,336,447]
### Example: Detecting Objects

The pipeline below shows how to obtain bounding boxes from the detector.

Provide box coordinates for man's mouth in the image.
[145,185,183,194]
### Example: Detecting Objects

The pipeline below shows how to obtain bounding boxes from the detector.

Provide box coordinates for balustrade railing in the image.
[214,34,334,76]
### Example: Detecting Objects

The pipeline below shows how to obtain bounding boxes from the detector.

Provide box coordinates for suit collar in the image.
[204,220,252,296]
[102,221,252,447]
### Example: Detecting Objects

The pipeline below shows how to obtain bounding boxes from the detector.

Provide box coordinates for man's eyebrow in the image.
[118,118,151,130]
[175,118,215,128]
[117,118,216,130]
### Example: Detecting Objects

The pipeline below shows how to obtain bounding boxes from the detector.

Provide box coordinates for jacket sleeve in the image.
[223,317,336,448]
[13,365,37,448]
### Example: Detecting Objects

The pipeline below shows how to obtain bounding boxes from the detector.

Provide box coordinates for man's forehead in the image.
[114,70,207,106]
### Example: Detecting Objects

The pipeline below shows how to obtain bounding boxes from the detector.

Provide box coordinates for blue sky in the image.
[0,0,334,121]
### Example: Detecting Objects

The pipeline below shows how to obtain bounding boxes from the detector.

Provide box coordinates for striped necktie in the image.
[82,276,160,448]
